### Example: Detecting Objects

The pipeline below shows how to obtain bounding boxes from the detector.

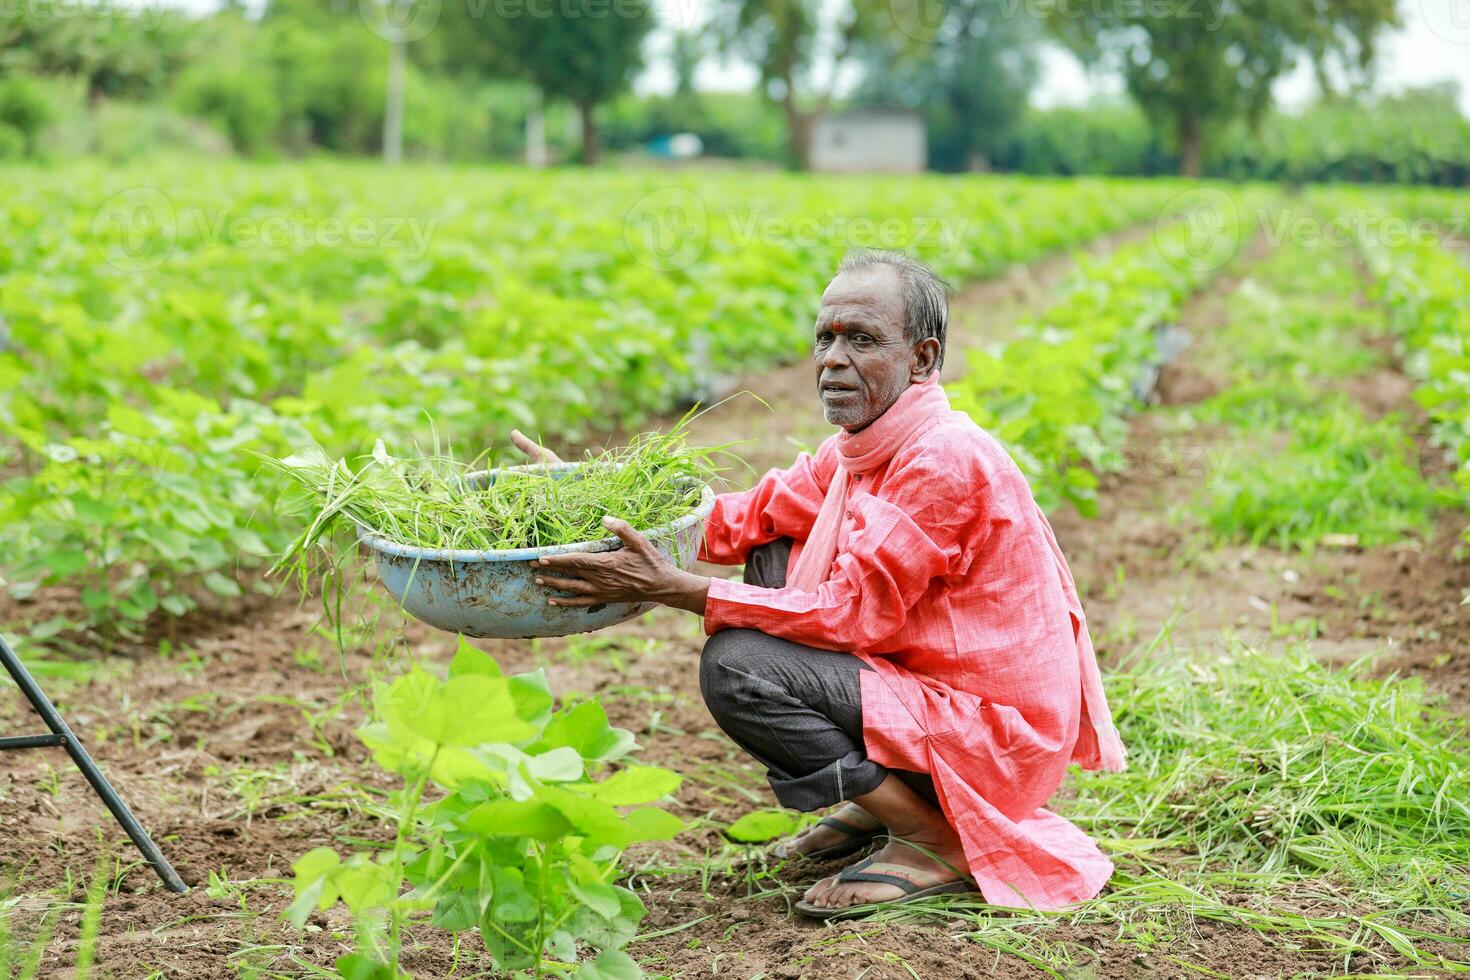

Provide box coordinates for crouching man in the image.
[525,249,1125,918]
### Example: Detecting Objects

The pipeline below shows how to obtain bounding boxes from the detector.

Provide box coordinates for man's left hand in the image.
[535,517,709,615]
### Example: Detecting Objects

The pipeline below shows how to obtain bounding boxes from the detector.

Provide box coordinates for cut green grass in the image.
[868,644,1470,976]
[258,411,722,567]
[1201,396,1437,550]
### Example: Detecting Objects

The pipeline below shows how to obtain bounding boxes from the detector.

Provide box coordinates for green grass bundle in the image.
[257,416,720,570]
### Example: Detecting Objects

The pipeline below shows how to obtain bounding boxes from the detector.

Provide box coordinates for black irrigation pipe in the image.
[0,631,187,893]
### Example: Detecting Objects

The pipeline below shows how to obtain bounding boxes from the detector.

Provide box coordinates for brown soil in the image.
[2,224,1466,979]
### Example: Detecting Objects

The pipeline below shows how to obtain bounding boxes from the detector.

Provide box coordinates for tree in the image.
[454,0,655,165]
[1042,0,1399,177]
[0,2,194,103]
[715,0,886,169]
[853,0,1039,172]
[670,28,703,98]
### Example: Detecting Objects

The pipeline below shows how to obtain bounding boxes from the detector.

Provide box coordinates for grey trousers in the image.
[699,538,939,812]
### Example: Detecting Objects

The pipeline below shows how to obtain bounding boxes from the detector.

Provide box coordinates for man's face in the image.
[813,266,914,431]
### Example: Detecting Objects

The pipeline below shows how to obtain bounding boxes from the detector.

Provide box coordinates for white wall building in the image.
[810,110,927,174]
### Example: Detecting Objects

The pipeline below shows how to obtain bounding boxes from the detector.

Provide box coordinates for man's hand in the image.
[511,429,564,466]
[535,517,709,615]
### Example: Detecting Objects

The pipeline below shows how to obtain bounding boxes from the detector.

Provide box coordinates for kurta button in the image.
[845,510,852,519]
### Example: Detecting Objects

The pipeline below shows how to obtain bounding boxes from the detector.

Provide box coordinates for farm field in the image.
[0,165,1468,979]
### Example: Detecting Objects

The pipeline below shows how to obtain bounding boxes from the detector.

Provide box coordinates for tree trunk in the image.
[383,36,405,164]
[525,86,546,168]
[579,100,600,166]
[1178,113,1203,178]
[784,98,813,171]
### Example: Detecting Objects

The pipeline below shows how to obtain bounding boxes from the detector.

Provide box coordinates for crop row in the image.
[948,194,1262,515]
[0,163,1186,635]
[1319,187,1470,537]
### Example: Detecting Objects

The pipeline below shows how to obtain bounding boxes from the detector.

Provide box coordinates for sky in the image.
[122,0,1470,114]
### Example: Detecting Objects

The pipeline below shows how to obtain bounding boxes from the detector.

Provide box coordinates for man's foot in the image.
[772,804,883,860]
[799,833,970,913]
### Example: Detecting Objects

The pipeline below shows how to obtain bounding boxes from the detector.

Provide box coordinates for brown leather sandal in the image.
[794,856,975,921]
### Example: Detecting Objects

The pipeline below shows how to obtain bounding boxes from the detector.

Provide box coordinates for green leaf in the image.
[292,847,342,886]
[377,668,536,748]
[510,670,554,726]
[285,877,328,931]
[586,766,681,806]
[537,700,637,762]
[432,890,479,932]
[159,593,195,617]
[622,807,686,843]
[202,571,242,597]
[334,859,394,913]
[536,786,632,846]
[566,890,644,956]
[285,847,341,928]
[333,953,395,980]
[42,550,87,577]
[568,877,622,920]
[461,799,573,841]
[449,636,501,678]
[576,948,643,979]
[726,809,798,844]
[526,746,585,783]
[436,674,537,746]
[488,866,537,923]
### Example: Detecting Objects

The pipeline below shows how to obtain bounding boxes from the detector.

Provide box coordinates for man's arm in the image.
[535,517,709,614]
[700,445,833,565]
[703,449,988,652]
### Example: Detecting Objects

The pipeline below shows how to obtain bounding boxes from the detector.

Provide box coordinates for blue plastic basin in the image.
[355,463,715,638]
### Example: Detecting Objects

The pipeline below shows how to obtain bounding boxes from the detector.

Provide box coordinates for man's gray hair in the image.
[836,248,952,372]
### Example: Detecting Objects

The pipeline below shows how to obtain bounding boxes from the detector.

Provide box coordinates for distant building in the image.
[810,110,927,174]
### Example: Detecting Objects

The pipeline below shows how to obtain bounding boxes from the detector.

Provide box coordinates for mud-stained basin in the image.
[356,464,716,638]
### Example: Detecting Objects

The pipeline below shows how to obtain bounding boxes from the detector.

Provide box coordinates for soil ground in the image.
[1,225,1466,980]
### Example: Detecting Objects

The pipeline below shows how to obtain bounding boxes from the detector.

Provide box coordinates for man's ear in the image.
[910,337,941,381]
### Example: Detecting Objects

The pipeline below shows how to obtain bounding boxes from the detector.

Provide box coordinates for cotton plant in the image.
[288,640,684,979]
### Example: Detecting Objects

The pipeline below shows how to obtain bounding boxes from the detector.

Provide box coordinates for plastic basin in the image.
[355,463,715,639]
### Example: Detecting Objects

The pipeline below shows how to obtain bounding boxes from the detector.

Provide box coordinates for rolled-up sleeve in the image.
[698,442,834,566]
[704,448,988,652]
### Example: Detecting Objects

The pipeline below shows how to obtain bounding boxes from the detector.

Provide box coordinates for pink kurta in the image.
[698,412,1117,909]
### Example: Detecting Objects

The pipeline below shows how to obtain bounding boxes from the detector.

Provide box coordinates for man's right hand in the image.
[510,429,564,466]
